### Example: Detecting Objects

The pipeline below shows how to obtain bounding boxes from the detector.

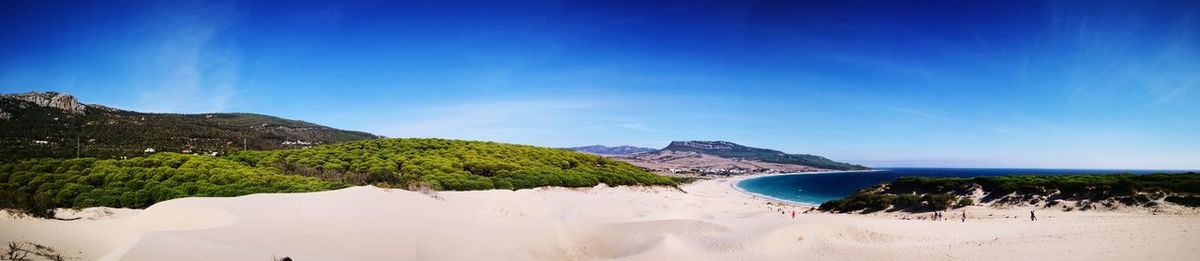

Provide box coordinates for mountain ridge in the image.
[658,140,870,171]
[0,91,378,161]
[566,145,657,156]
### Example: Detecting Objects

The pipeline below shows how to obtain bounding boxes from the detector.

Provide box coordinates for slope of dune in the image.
[2,177,1198,260]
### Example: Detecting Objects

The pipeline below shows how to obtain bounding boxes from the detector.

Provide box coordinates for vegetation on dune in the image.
[888,174,1200,196]
[0,153,345,218]
[0,138,677,217]
[3,241,71,261]
[227,138,676,190]
[820,173,1200,213]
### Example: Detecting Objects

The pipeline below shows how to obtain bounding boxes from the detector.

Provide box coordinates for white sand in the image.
[3,178,1198,260]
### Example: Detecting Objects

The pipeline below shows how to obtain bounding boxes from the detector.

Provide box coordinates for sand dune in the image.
[2,178,1198,260]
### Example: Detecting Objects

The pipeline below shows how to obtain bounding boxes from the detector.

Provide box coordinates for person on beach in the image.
[961,211,966,222]
[1030,210,1037,221]
[791,210,796,219]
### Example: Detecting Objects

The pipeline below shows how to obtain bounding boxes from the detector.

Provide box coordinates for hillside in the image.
[0,92,378,161]
[658,141,869,171]
[617,150,825,175]
[566,145,657,156]
[819,173,1200,213]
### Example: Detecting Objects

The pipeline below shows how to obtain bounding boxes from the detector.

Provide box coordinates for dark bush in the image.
[1165,196,1200,207]
[820,173,1200,213]
[956,197,974,208]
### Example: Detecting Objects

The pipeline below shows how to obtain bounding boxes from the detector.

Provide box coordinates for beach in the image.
[729,169,881,206]
[2,177,1198,260]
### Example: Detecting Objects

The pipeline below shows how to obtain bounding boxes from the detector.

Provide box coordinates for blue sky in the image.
[2,0,1198,169]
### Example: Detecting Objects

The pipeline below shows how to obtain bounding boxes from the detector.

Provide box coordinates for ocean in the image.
[734,168,1197,205]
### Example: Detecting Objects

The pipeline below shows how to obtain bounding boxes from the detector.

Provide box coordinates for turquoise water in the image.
[734,168,1196,205]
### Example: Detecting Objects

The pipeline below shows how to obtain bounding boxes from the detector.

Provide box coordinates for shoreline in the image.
[727,169,883,207]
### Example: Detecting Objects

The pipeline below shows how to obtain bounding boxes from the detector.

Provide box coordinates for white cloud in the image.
[385,99,600,142]
[132,2,239,113]
[889,107,948,121]
[617,123,656,132]
[1049,6,1200,106]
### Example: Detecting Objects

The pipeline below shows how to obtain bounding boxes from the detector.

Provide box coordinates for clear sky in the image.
[2,0,1198,169]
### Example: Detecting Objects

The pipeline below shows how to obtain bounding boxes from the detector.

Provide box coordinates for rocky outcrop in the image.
[2,92,86,114]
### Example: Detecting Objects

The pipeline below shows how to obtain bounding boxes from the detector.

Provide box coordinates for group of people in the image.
[766,201,1038,223]
[930,210,1038,222]
[931,211,967,222]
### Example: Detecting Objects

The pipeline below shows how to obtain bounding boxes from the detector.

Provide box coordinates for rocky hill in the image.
[565,145,657,156]
[659,141,870,171]
[606,140,869,176]
[0,91,378,161]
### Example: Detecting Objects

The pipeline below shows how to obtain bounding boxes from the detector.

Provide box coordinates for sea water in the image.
[734,168,1196,205]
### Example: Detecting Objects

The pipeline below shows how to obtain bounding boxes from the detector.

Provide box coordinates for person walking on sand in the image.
[1030,210,1037,221]
[961,211,966,222]
[791,210,796,219]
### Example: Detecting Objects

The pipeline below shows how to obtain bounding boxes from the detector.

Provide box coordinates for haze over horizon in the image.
[2,1,1198,169]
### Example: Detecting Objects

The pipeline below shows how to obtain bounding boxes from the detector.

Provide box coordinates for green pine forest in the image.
[1,138,676,217]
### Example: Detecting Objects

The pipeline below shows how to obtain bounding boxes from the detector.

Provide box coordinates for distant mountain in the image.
[566,145,657,156]
[617,150,826,175]
[0,91,378,161]
[660,141,870,171]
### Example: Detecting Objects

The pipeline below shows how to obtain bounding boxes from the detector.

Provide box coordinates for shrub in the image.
[956,197,974,208]
[1165,196,1200,207]
[0,153,344,218]
[251,138,674,189]
[820,173,1200,213]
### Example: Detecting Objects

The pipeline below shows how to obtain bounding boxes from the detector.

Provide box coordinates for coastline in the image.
[728,169,883,207]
